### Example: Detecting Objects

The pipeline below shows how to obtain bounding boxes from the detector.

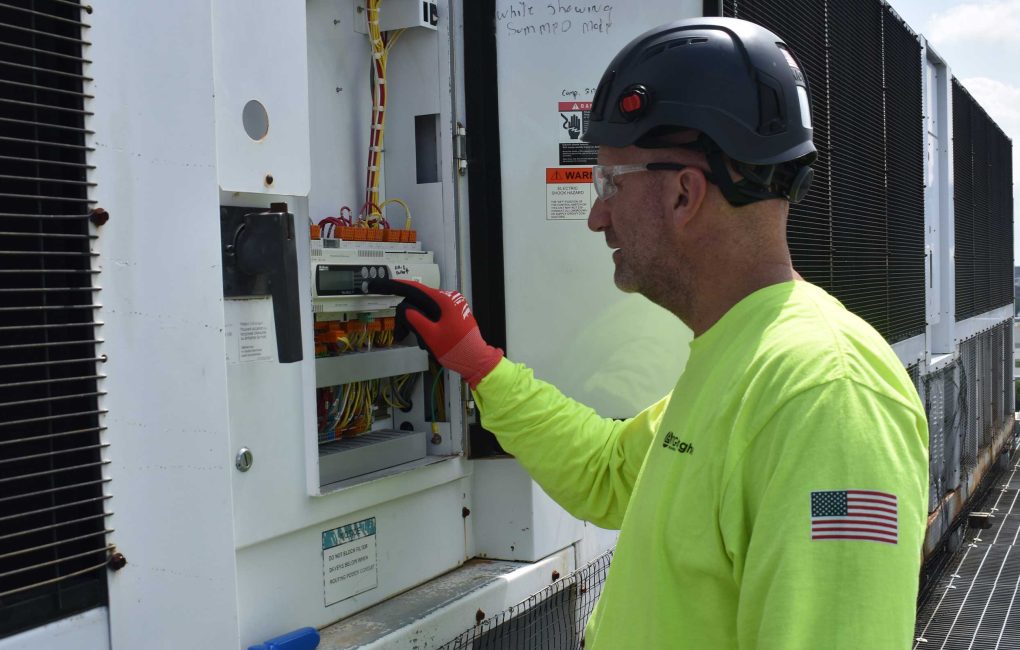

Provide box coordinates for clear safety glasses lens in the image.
[592,165,616,201]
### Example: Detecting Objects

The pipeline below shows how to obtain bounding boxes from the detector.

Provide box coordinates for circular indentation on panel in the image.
[242,100,269,141]
[369,267,378,279]
[361,266,369,278]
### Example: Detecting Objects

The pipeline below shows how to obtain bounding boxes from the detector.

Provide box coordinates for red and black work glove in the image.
[367,279,503,388]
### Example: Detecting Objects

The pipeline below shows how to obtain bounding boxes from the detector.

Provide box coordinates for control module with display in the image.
[310,238,440,317]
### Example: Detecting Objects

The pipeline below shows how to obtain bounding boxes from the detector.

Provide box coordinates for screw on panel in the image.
[89,207,109,226]
[551,570,560,581]
[431,433,442,445]
[108,552,127,571]
[475,609,485,624]
[236,447,254,472]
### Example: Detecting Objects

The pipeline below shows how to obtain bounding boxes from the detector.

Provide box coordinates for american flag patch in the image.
[810,490,898,545]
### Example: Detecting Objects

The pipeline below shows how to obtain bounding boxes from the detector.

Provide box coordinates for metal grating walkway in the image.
[915,450,1020,648]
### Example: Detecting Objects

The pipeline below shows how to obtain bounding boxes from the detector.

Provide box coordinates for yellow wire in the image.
[386,28,406,52]
[366,0,386,212]
[379,197,413,229]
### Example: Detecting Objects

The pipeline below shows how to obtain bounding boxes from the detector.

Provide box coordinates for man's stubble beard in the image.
[614,244,693,324]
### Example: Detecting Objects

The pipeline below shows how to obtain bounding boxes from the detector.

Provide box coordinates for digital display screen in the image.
[318,268,356,292]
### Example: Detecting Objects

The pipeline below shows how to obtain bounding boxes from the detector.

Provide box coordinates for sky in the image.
[887,0,1020,261]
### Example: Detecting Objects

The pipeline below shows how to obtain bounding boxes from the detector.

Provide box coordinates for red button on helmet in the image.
[618,85,648,120]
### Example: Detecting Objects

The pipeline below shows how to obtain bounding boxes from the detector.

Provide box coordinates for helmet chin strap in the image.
[698,134,785,207]
[697,134,813,207]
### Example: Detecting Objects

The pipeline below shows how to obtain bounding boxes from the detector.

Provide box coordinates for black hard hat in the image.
[583,17,816,204]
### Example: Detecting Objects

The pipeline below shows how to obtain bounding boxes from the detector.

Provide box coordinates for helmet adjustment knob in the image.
[618,85,649,121]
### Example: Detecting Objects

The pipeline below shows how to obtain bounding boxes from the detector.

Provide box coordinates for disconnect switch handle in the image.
[221,205,304,364]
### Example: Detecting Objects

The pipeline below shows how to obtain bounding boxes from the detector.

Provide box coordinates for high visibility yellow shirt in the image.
[472,280,928,649]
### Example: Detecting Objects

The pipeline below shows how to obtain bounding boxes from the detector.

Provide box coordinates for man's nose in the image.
[588,196,609,233]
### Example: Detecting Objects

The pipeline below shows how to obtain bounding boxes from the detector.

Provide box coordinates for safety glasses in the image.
[591,162,689,200]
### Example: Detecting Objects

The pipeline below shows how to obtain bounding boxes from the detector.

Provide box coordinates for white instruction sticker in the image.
[322,518,378,606]
[224,298,278,364]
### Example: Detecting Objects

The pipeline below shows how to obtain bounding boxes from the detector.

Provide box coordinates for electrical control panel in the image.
[309,236,442,488]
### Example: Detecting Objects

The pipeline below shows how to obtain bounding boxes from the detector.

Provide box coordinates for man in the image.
[372,17,928,649]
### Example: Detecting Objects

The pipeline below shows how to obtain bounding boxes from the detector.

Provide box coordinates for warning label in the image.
[546,167,594,221]
[323,518,378,606]
[560,142,598,165]
[558,101,597,165]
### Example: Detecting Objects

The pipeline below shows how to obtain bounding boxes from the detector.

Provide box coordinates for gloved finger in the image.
[393,302,410,341]
[403,307,444,351]
[395,302,432,354]
[368,278,441,321]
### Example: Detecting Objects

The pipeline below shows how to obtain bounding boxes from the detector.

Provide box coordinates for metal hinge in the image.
[454,122,468,175]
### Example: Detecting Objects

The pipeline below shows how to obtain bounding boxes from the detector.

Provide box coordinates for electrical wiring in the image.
[384,27,406,51]
[430,366,445,423]
[363,0,387,219]
[379,197,412,229]
[321,375,418,440]
[380,379,403,409]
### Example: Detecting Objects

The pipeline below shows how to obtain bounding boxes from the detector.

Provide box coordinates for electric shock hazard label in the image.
[322,518,377,606]
[557,101,598,165]
[546,167,594,220]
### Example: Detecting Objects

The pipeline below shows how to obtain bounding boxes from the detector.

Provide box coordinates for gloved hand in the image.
[367,279,503,388]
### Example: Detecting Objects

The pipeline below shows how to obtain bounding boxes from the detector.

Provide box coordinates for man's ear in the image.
[668,167,708,231]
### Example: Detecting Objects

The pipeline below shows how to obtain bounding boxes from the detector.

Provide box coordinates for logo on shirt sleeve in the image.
[810,489,898,545]
[662,431,694,455]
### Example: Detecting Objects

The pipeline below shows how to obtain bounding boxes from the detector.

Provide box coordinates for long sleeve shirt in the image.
[472,280,928,649]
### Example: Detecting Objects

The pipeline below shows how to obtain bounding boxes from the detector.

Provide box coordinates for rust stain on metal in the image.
[923,422,1015,556]
[475,608,485,623]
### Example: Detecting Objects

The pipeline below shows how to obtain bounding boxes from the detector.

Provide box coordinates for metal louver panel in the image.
[0,0,110,638]
[925,369,946,512]
[943,366,960,492]
[961,337,978,470]
[829,0,889,336]
[995,322,1003,430]
[1005,322,1014,418]
[882,9,925,342]
[725,0,926,343]
[954,79,1014,320]
[722,0,833,290]
[980,331,993,447]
